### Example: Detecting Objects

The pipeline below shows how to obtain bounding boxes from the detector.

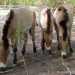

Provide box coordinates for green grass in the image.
[68,0,75,5]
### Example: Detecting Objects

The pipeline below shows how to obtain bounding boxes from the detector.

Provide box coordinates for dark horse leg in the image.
[62,24,73,57]
[21,32,28,56]
[13,43,17,64]
[30,12,36,54]
[29,26,36,53]
[29,26,36,54]
[54,20,62,50]
[68,35,73,54]
[41,31,45,54]
[32,31,36,53]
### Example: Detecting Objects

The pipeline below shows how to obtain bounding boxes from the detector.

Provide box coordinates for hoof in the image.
[0,63,6,68]
[61,51,67,59]
[48,50,52,55]
[34,53,37,56]
[0,64,16,73]
[62,55,67,59]
[70,48,73,54]
[33,47,37,54]
[0,63,7,72]
[42,46,45,54]
[13,57,17,64]
[58,46,61,50]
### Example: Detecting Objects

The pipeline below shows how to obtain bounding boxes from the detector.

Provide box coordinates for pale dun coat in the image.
[0,6,39,68]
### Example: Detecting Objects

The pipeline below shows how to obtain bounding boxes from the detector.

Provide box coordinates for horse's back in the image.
[10,7,34,31]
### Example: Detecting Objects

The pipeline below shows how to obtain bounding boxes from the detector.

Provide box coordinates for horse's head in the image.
[53,6,72,57]
[40,7,53,51]
[53,6,68,23]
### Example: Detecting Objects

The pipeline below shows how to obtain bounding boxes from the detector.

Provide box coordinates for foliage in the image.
[0,0,75,6]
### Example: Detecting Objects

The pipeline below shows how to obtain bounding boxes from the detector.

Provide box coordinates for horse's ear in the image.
[46,8,51,16]
[64,8,67,12]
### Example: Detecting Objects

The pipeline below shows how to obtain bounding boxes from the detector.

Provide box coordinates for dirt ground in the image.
[1,26,75,75]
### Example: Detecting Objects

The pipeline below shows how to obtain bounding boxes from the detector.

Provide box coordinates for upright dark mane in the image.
[59,7,69,41]
[46,8,51,33]
[2,10,14,50]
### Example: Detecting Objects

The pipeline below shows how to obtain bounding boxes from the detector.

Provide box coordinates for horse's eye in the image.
[58,8,61,11]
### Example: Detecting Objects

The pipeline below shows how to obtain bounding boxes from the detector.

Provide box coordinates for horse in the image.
[53,6,73,58]
[0,6,39,68]
[40,7,54,54]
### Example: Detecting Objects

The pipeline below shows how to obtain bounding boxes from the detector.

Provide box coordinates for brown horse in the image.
[40,7,53,54]
[53,6,73,58]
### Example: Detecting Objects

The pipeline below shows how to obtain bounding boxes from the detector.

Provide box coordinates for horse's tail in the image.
[2,10,14,50]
